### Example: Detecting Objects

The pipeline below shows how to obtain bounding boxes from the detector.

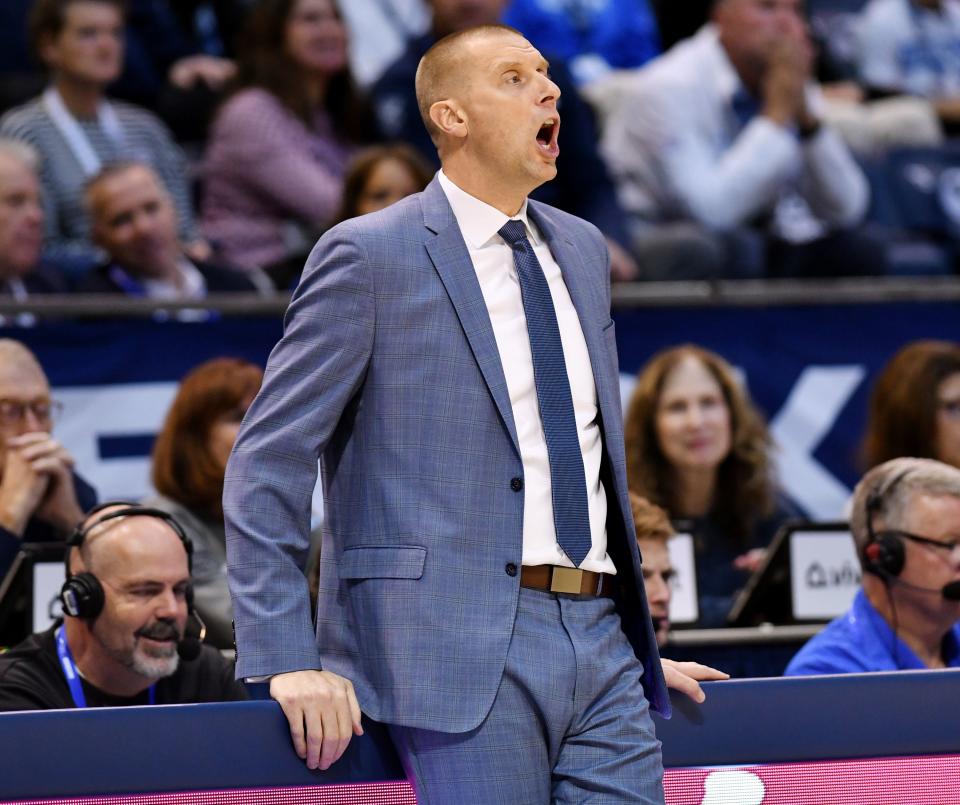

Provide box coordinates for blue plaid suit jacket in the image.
[224,176,669,732]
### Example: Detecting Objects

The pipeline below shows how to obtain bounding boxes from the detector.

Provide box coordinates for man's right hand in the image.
[0,436,52,536]
[270,670,364,770]
[761,30,814,128]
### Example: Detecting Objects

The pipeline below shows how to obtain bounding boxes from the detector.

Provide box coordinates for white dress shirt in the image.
[438,171,615,574]
[858,0,960,98]
[140,259,207,300]
[601,24,869,242]
[339,0,429,86]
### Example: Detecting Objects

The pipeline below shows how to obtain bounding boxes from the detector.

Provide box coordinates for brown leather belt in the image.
[520,565,617,598]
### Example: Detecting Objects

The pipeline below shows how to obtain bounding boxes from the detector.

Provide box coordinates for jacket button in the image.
[505,563,517,577]
[510,477,523,492]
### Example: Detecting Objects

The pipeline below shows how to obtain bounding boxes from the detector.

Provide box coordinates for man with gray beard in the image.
[0,504,247,710]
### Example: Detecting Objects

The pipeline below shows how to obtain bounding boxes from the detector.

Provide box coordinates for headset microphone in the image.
[177,610,207,661]
[941,580,960,601]
[879,574,960,601]
[862,471,960,602]
[62,503,207,662]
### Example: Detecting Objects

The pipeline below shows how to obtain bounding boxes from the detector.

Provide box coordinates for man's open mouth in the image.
[536,117,560,157]
[137,624,180,643]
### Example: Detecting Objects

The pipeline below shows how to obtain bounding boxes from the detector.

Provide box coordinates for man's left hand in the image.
[661,658,729,704]
[168,55,237,90]
[12,433,84,534]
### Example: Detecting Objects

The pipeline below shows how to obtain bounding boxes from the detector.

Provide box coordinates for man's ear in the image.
[37,34,60,69]
[429,100,468,141]
[67,545,87,577]
[84,197,106,248]
[88,219,106,249]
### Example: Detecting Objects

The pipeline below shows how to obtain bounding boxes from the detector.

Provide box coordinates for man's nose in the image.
[25,202,43,227]
[20,407,46,433]
[132,213,155,238]
[648,575,670,604]
[154,590,182,619]
[538,74,560,105]
[776,5,806,34]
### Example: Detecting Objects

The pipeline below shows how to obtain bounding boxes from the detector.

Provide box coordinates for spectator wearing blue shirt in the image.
[503,0,661,86]
[786,457,960,676]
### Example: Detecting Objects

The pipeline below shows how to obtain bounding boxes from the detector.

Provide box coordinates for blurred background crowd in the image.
[3,0,960,295]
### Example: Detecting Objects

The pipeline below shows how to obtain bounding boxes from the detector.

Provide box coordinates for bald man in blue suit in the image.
[225,23,671,804]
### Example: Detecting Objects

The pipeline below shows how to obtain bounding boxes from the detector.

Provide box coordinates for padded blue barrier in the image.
[0,704,405,800]
[654,668,960,767]
[1,670,958,799]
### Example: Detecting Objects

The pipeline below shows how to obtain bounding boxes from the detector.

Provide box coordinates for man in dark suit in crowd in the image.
[79,162,262,297]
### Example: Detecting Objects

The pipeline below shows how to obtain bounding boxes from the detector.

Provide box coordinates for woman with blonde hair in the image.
[625,344,799,626]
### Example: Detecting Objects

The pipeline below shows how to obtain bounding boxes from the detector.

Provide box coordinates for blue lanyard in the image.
[55,625,155,708]
[107,266,148,297]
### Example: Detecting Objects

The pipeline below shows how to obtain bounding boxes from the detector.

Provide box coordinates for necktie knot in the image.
[498,220,528,249]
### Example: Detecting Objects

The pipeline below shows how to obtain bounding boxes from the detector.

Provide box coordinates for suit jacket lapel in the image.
[422,179,521,458]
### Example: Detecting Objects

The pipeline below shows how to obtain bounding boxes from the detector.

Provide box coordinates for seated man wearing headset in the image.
[786,457,960,675]
[0,503,248,710]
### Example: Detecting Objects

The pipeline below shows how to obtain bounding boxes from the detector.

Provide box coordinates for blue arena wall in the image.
[0,670,957,800]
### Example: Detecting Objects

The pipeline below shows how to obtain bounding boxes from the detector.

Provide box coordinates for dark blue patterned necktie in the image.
[499,219,592,567]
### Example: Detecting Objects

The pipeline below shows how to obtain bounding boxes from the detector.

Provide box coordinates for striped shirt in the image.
[0,94,199,266]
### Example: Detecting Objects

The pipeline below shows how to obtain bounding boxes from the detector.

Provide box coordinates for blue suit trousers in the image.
[389,588,665,804]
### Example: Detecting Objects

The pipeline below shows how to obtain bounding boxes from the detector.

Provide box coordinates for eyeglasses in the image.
[0,398,63,426]
[888,529,960,555]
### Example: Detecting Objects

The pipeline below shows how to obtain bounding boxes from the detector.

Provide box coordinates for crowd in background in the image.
[0,0,959,684]
[3,0,960,298]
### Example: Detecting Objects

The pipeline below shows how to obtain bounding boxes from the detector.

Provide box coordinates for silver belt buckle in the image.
[550,567,584,595]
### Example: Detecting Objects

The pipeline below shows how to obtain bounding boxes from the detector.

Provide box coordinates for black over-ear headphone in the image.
[60,502,195,621]
[862,470,911,579]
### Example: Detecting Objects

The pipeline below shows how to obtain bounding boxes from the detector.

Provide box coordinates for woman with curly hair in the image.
[862,340,960,472]
[145,357,263,649]
[625,344,799,626]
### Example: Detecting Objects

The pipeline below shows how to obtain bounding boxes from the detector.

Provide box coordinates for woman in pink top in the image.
[201,0,376,278]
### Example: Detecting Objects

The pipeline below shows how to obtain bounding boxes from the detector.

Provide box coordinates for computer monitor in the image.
[0,542,66,647]
[727,522,859,627]
[666,525,698,625]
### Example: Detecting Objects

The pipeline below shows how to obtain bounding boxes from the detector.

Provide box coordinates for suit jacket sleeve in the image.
[223,224,375,679]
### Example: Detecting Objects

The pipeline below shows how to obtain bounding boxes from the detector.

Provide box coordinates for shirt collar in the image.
[141,259,207,300]
[852,588,949,670]
[699,23,751,107]
[437,170,541,249]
